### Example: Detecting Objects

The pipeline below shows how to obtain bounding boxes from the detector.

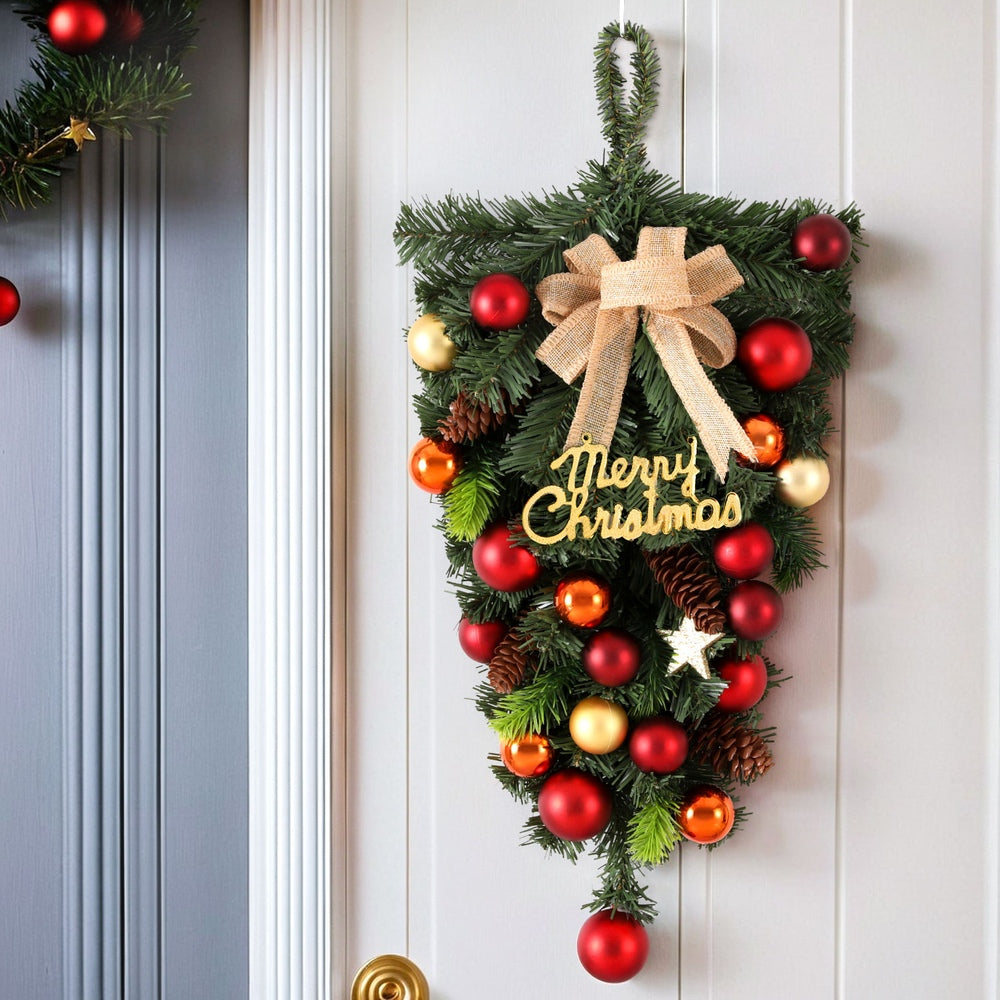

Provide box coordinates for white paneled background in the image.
[250,1,1000,998]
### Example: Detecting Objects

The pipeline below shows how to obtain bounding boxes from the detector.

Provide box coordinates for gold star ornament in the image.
[658,615,723,679]
[60,117,97,151]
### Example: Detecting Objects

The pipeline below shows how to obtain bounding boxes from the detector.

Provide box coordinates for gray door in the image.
[0,5,249,997]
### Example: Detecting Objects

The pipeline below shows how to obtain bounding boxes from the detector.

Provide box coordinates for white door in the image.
[250,2,1000,997]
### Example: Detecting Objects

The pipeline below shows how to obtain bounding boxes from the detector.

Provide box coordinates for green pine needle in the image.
[443,451,502,542]
[627,796,683,866]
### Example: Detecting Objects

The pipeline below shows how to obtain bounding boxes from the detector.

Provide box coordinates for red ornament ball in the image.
[727,580,784,641]
[469,272,531,330]
[108,2,145,44]
[713,522,775,580]
[408,437,462,494]
[582,628,641,686]
[679,785,735,844]
[48,0,108,54]
[577,910,649,983]
[472,522,541,592]
[554,572,612,628]
[537,767,612,841]
[792,213,853,271]
[715,654,768,713]
[737,317,813,392]
[0,276,21,326]
[628,716,688,774]
[457,617,507,662]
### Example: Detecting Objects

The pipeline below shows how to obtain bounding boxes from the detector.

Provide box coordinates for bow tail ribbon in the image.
[647,310,755,479]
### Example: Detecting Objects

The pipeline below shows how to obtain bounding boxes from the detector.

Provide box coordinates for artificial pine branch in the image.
[627,795,683,866]
[442,449,502,542]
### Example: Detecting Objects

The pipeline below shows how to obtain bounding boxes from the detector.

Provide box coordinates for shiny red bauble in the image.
[727,580,784,641]
[108,2,145,44]
[582,628,641,686]
[792,213,853,271]
[48,0,108,53]
[715,654,768,713]
[628,717,688,774]
[737,317,813,392]
[537,767,612,841]
[577,910,649,983]
[713,522,775,580]
[469,273,531,330]
[472,522,541,592]
[457,617,507,662]
[0,276,21,326]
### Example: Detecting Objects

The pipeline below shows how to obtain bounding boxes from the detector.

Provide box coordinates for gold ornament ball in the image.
[500,733,554,778]
[775,455,830,508]
[569,696,629,755]
[407,313,456,371]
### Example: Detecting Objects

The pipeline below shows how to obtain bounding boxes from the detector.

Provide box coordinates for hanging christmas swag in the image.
[397,23,860,983]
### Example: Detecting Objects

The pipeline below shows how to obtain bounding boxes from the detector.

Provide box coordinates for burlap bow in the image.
[535,226,755,481]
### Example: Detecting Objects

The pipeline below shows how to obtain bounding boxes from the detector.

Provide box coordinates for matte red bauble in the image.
[582,628,641,686]
[577,910,649,983]
[713,522,775,580]
[48,0,108,54]
[0,276,21,326]
[537,767,612,841]
[628,716,687,774]
[792,213,852,271]
[554,572,612,628]
[715,654,768,713]
[469,273,531,330]
[457,617,508,662]
[500,733,553,778]
[737,317,813,392]
[472,522,541,592]
[679,785,735,844]
[408,437,462,494]
[109,3,145,44]
[727,580,783,641]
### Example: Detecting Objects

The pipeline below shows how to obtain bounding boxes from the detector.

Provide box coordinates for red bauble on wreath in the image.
[628,716,688,774]
[48,0,108,54]
[713,522,775,580]
[469,272,531,330]
[715,654,768,713]
[537,767,612,841]
[727,580,784,641]
[472,522,541,592]
[737,317,813,391]
[577,910,649,983]
[457,617,507,662]
[582,628,641,686]
[108,2,145,44]
[0,277,21,326]
[792,213,853,271]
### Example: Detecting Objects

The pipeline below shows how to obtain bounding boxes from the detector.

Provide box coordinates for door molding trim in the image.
[248,1,347,996]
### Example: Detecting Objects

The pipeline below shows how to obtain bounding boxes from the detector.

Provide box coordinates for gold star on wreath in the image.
[658,615,723,679]
[60,117,97,151]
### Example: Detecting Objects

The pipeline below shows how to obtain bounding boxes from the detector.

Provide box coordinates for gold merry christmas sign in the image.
[521,435,743,545]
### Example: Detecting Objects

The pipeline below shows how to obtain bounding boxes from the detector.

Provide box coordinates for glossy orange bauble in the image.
[500,734,553,778]
[679,785,735,844]
[554,573,612,628]
[408,437,462,494]
[738,413,786,469]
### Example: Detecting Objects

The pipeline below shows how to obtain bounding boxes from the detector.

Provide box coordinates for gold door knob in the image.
[351,954,429,1000]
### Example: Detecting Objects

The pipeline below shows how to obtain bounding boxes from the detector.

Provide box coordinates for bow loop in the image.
[534,226,754,481]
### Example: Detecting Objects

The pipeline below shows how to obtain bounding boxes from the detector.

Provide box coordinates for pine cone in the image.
[438,391,508,444]
[689,712,774,783]
[488,630,532,694]
[644,545,726,634]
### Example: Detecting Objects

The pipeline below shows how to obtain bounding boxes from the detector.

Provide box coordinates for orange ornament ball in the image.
[408,437,462,494]
[554,573,612,628]
[679,785,735,844]
[738,413,786,469]
[500,734,553,778]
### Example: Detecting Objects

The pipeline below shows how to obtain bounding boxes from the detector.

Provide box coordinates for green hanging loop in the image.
[593,21,661,169]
